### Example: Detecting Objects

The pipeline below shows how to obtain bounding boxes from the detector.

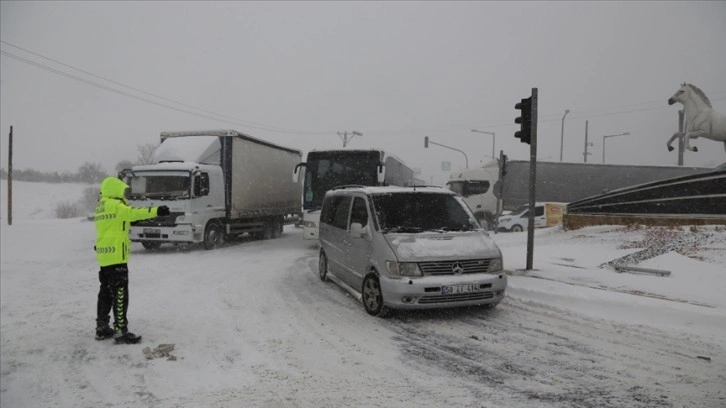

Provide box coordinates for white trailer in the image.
[123,130,302,250]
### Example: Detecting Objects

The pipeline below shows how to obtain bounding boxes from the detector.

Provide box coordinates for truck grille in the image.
[418,291,494,304]
[418,259,492,276]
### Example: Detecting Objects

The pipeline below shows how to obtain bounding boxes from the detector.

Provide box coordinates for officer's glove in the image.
[157,206,170,216]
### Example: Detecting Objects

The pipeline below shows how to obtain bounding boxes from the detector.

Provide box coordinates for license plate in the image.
[442,284,481,295]
[143,228,161,235]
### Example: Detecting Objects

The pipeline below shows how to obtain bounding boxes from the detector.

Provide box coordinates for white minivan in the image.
[318,186,507,317]
[498,202,566,232]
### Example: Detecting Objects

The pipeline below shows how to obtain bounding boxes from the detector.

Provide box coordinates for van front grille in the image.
[418,291,494,304]
[418,259,491,276]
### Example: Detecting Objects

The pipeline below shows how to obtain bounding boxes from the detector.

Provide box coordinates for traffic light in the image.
[501,154,508,176]
[514,97,532,144]
[424,136,429,148]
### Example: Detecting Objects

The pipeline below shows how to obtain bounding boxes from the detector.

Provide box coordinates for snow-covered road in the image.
[2,212,725,408]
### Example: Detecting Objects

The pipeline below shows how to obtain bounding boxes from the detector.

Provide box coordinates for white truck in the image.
[446,161,501,230]
[122,130,302,250]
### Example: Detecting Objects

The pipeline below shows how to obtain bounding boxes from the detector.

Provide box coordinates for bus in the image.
[293,149,415,239]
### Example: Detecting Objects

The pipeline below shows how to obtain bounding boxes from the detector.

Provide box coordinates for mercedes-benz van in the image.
[318,186,506,317]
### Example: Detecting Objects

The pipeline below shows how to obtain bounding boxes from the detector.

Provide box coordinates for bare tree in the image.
[115,160,135,173]
[136,144,157,165]
[77,162,107,184]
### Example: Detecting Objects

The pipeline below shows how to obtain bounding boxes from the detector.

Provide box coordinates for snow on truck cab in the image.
[122,130,303,250]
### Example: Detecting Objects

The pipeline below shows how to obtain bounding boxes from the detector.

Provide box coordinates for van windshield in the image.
[371,193,479,233]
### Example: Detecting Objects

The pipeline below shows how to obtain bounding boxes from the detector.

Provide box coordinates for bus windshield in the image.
[303,151,380,210]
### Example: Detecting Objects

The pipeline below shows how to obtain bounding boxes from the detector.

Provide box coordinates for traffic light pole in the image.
[526,88,538,270]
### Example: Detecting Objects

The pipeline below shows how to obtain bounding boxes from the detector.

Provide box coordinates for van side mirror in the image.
[377,162,386,184]
[293,162,306,183]
[350,222,369,238]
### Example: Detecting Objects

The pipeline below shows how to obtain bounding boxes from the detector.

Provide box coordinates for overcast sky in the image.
[1,1,725,185]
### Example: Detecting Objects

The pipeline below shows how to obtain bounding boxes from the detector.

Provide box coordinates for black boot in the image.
[114,329,142,344]
[95,326,115,340]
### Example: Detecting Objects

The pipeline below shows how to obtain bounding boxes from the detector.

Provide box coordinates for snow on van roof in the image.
[326,185,453,195]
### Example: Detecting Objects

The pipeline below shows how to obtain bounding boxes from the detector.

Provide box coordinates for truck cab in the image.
[446,162,500,230]
[124,162,225,248]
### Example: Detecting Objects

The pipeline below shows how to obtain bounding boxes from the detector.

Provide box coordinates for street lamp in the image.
[471,129,495,160]
[424,136,469,168]
[559,109,570,162]
[602,132,631,164]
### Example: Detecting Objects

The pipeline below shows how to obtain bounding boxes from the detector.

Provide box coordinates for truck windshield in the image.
[126,172,191,200]
[303,151,380,210]
[371,193,478,233]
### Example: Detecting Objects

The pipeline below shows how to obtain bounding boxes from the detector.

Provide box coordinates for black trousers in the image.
[97,264,129,333]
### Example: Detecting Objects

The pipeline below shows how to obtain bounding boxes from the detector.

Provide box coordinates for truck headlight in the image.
[386,261,422,277]
[303,221,317,228]
[488,258,503,273]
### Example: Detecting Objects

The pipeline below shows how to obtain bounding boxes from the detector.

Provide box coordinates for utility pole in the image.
[583,120,593,163]
[337,131,362,148]
[7,126,13,226]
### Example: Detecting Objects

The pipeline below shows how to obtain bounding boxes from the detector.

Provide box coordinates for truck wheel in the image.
[511,225,523,232]
[271,217,283,239]
[141,241,161,250]
[203,221,224,250]
[262,219,275,240]
[362,274,390,318]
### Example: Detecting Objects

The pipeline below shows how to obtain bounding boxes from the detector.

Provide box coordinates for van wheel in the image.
[318,252,328,282]
[203,221,224,250]
[141,241,161,250]
[511,225,523,232]
[362,274,389,317]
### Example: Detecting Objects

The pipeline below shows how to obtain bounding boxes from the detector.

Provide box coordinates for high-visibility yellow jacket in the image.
[95,177,159,267]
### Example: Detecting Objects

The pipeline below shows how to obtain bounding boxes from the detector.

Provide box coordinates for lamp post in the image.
[559,109,570,162]
[471,129,495,160]
[602,132,631,164]
[424,136,469,168]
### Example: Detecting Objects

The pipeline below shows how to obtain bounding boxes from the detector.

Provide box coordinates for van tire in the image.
[362,274,389,317]
[203,221,224,250]
[511,225,523,232]
[318,252,329,282]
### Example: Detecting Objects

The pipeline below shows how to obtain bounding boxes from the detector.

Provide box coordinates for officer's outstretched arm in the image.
[118,203,159,222]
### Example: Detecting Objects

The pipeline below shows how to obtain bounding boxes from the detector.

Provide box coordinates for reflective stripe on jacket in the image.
[95,177,159,267]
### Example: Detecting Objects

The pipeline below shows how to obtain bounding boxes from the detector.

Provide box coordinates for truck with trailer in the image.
[122,130,302,250]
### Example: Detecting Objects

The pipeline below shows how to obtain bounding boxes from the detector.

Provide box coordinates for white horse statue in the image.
[667,83,726,153]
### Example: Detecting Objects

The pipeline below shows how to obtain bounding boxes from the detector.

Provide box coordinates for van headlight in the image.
[488,258,503,273]
[386,261,422,277]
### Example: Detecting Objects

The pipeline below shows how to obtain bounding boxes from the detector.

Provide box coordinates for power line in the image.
[0,41,332,135]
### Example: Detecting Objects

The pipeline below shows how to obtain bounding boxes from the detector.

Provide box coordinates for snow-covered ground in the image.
[1,180,725,408]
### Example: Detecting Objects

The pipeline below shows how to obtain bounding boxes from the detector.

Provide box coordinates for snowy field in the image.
[1,180,725,408]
